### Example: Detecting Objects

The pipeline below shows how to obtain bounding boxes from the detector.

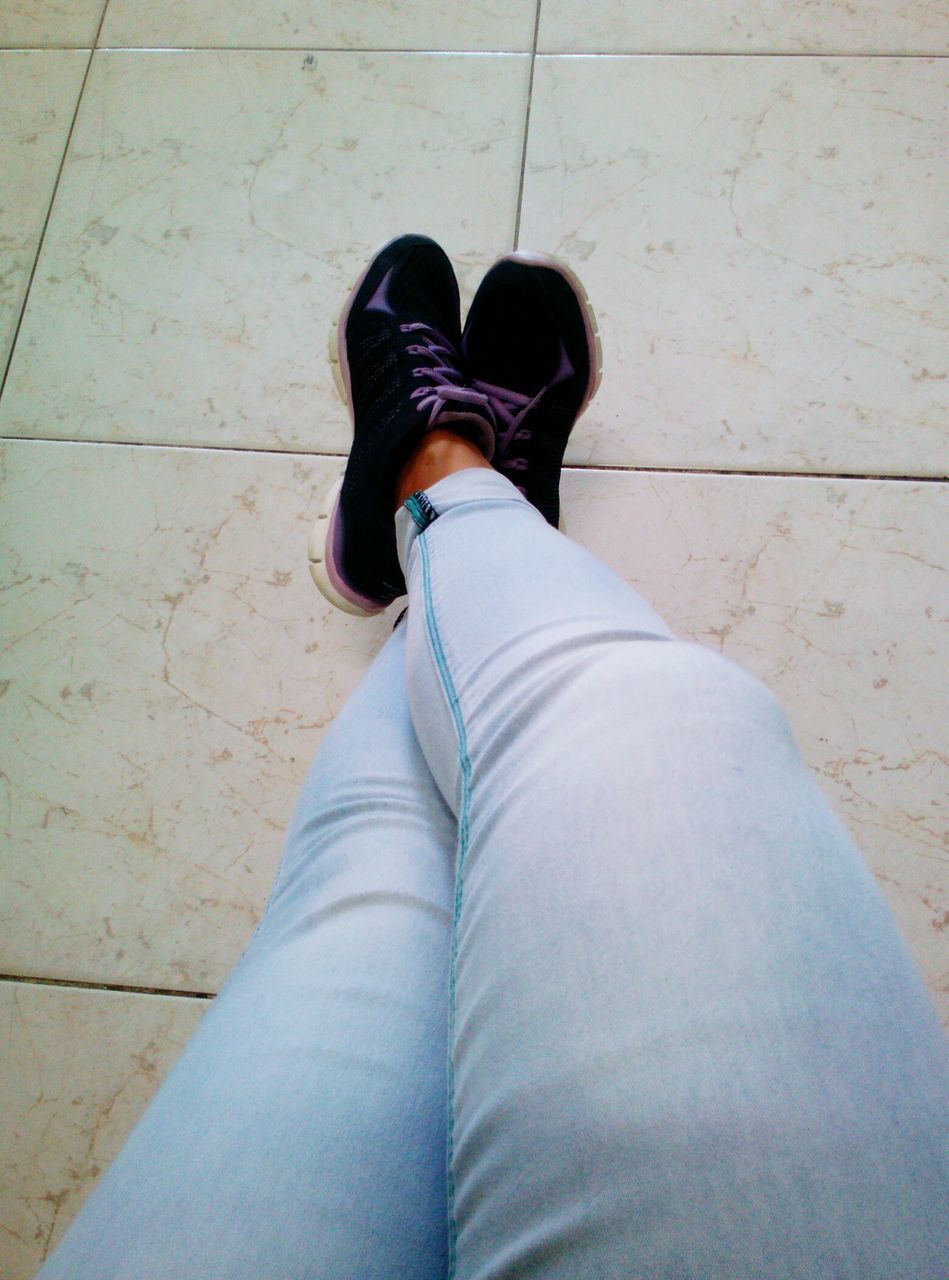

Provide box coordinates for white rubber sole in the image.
[306,471,368,615]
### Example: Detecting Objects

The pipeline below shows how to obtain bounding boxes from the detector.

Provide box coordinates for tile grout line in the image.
[94,0,110,48]
[0,434,945,484]
[0,46,944,57]
[512,0,543,251]
[0,972,215,1001]
[563,464,948,483]
[0,5,110,407]
[525,49,945,59]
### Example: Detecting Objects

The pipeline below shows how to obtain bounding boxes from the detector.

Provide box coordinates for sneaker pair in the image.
[308,234,601,617]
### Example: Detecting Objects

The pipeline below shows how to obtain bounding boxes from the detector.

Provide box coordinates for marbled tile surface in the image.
[2,440,945,1021]
[0,1,103,48]
[100,0,536,51]
[0,50,528,451]
[0,52,89,368]
[520,55,948,477]
[538,0,949,54]
[1,440,401,992]
[0,979,205,1279]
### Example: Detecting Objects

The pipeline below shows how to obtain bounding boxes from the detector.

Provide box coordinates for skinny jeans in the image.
[37,467,949,1279]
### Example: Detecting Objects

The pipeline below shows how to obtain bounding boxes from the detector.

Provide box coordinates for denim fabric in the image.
[38,467,948,1279]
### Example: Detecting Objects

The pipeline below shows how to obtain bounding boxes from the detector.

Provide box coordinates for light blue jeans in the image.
[38,468,948,1279]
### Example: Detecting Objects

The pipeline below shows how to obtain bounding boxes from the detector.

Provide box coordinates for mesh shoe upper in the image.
[462,258,596,528]
[336,235,493,605]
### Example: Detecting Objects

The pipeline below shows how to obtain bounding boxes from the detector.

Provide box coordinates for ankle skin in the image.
[393,428,493,514]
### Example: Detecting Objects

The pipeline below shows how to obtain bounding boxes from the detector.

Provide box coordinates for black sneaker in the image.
[462,251,601,530]
[309,234,495,615]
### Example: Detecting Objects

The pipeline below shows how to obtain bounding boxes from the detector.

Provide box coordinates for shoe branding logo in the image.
[364,267,397,316]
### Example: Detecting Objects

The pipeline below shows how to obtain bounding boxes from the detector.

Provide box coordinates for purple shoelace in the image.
[401,322,491,427]
[402,323,549,498]
[471,378,547,497]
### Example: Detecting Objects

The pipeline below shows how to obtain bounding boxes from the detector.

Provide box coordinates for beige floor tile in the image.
[538,0,949,54]
[520,55,948,477]
[0,52,88,370]
[0,979,205,1280]
[0,50,528,450]
[1,440,402,991]
[101,0,536,51]
[2,440,945,1022]
[563,467,947,1022]
[0,1,103,48]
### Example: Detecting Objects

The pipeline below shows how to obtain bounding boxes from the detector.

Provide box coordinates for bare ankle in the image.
[393,428,492,514]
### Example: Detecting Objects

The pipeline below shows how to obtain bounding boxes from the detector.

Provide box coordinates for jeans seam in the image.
[415,521,469,1280]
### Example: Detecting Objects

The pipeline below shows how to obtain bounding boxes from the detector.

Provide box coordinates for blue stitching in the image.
[416,525,470,1279]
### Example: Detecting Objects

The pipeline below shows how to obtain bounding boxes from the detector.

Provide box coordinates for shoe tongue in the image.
[433,409,495,459]
[396,250,461,343]
[465,295,557,393]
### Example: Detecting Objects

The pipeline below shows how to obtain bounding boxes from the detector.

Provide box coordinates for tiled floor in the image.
[0,2,945,1273]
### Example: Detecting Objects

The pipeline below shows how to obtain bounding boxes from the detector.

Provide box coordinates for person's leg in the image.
[36,623,455,1280]
[395,456,949,1280]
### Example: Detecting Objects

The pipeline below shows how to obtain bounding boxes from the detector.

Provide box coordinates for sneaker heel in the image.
[308,473,380,617]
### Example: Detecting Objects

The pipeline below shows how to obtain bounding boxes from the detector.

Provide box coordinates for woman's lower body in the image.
[37,467,948,1279]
